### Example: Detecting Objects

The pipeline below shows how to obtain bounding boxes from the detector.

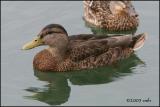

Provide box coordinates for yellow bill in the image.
[22,36,43,50]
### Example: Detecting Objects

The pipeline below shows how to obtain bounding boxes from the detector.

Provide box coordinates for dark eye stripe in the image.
[39,31,63,39]
[47,31,54,34]
[47,30,63,34]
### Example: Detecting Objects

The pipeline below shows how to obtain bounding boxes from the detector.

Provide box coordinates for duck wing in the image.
[68,34,111,47]
[67,34,133,62]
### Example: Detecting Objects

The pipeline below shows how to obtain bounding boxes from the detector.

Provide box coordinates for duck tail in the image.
[132,33,147,51]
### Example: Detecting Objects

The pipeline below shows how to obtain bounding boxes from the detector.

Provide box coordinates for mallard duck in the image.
[83,0,139,31]
[22,24,146,72]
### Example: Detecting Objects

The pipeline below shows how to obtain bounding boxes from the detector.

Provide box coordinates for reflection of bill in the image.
[25,73,70,105]
[25,54,145,105]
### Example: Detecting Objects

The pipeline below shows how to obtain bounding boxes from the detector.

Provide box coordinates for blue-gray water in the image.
[1,1,159,106]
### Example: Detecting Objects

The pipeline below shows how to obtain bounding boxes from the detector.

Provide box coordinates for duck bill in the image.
[22,36,43,50]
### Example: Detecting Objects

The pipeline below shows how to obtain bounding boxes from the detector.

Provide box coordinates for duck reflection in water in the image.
[24,54,145,105]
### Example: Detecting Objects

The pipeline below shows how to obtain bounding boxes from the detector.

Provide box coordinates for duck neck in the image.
[46,46,66,63]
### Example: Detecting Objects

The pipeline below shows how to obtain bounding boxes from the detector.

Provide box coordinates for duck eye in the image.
[35,40,37,42]
[135,14,138,17]
[47,31,53,34]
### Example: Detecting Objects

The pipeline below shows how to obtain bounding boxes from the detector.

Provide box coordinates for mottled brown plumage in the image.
[83,0,139,31]
[22,24,146,72]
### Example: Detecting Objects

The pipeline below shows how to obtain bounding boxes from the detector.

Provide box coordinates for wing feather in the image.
[67,34,132,62]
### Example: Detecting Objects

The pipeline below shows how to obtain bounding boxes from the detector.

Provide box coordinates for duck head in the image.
[22,24,69,51]
[107,1,139,31]
[109,1,139,19]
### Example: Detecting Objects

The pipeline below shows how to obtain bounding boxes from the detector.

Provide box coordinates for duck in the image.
[83,0,139,31]
[22,24,146,72]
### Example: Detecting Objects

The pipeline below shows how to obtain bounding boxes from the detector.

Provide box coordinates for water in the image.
[1,1,159,106]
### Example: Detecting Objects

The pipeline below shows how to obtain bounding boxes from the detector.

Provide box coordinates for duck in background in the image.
[22,24,146,72]
[83,0,139,32]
